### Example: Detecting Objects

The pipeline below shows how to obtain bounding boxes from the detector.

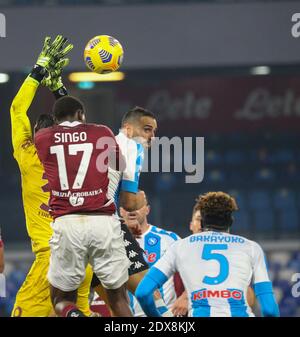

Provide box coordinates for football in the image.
[84,35,124,74]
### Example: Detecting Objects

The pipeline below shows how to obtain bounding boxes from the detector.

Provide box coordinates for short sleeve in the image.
[251,241,271,285]
[153,241,178,279]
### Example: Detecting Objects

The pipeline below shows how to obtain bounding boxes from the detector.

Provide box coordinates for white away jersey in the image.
[154,231,271,317]
[129,225,181,317]
[107,131,144,206]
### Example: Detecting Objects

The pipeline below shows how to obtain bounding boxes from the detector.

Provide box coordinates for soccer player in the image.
[34,84,133,316]
[0,226,4,273]
[136,191,280,317]
[190,203,202,234]
[89,109,173,316]
[91,107,156,293]
[10,36,93,317]
[120,190,185,317]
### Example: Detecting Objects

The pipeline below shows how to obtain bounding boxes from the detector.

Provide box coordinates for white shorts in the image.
[47,214,130,292]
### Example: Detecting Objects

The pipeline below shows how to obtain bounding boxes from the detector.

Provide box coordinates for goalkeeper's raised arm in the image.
[10,35,73,159]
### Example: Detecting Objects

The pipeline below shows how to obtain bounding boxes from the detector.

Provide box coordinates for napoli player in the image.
[120,190,185,316]
[136,191,280,317]
[90,108,173,316]
[35,96,132,317]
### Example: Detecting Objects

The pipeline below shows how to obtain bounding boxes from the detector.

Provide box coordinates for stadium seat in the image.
[205,150,222,166]
[224,150,246,166]
[155,173,177,191]
[253,209,274,231]
[278,209,299,232]
[279,296,298,317]
[207,169,226,183]
[273,189,297,210]
[254,168,276,182]
[268,251,292,268]
[228,190,246,209]
[233,209,250,232]
[248,190,271,210]
[269,149,294,164]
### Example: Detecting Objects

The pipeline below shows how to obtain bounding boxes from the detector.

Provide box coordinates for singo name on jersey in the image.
[192,289,243,301]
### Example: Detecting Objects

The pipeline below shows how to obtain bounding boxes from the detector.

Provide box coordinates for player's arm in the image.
[171,290,188,317]
[135,242,178,317]
[171,272,188,316]
[251,242,280,317]
[10,75,39,155]
[119,143,144,212]
[246,286,256,309]
[135,267,168,317]
[10,36,73,157]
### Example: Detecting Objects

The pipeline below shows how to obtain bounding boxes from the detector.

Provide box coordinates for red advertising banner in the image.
[115,75,300,135]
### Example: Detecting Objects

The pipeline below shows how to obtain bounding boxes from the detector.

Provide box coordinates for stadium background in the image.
[0,0,299,316]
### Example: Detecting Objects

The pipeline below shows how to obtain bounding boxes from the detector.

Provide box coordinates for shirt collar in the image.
[59,121,82,127]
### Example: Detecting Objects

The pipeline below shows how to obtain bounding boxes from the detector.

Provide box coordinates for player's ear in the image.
[123,122,133,138]
[77,109,85,122]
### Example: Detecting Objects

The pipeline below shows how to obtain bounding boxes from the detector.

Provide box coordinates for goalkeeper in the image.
[10,36,94,317]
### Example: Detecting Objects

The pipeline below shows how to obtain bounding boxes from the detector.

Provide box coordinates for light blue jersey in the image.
[129,225,181,316]
[154,231,273,317]
[107,131,144,207]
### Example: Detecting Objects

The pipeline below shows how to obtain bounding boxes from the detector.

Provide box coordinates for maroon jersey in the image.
[35,121,120,218]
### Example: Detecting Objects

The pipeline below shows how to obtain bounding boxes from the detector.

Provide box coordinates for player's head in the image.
[197,191,238,232]
[120,190,150,226]
[34,114,55,134]
[53,96,86,123]
[190,202,202,234]
[121,106,157,148]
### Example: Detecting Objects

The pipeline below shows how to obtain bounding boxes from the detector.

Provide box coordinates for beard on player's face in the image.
[131,117,157,148]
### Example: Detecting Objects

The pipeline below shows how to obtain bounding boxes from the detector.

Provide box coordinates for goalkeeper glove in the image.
[42,58,69,98]
[30,35,73,83]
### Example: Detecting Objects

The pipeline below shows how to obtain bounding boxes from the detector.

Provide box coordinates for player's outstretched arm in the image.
[135,242,177,317]
[10,36,73,155]
[10,76,39,153]
[135,267,168,317]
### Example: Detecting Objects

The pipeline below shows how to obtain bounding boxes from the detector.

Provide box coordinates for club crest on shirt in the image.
[147,237,158,246]
[69,195,84,207]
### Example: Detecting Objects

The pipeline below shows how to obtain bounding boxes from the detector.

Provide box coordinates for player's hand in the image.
[42,58,69,92]
[36,35,73,69]
[125,212,142,238]
[171,293,189,317]
[31,35,73,82]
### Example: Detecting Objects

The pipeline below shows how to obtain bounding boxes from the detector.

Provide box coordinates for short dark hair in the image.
[35,114,55,133]
[53,96,85,121]
[197,191,238,231]
[121,106,155,126]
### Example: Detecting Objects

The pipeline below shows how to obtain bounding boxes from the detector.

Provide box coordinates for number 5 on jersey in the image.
[202,244,229,285]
